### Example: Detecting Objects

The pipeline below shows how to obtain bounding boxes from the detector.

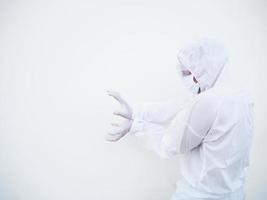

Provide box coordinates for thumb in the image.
[113,110,130,119]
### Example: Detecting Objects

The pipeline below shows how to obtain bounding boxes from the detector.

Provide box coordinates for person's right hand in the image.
[106,118,133,142]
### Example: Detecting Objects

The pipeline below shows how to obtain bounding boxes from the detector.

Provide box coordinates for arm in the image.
[129,96,217,158]
[106,90,187,142]
[132,98,187,125]
[129,118,202,159]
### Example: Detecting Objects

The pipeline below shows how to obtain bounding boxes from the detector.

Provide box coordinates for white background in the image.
[0,0,266,199]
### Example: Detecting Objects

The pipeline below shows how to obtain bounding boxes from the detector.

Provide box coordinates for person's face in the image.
[178,65,201,94]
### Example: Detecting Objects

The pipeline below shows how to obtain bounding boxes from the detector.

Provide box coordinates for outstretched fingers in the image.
[113,110,130,119]
[107,90,125,105]
[106,130,123,142]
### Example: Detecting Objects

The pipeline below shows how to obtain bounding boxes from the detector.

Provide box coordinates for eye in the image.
[181,70,192,77]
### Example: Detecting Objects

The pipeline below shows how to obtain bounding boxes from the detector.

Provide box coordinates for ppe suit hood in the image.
[177,39,228,92]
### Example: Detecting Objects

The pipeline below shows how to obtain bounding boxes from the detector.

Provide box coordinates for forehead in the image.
[177,60,192,76]
[177,59,188,70]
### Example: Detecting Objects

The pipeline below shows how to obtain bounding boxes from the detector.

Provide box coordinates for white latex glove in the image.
[106,90,133,142]
[107,90,133,120]
[106,119,133,142]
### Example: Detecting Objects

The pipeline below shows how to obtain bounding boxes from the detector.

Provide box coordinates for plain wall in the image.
[0,0,266,199]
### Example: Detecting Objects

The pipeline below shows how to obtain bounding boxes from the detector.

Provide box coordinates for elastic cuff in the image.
[132,104,143,120]
[129,118,144,134]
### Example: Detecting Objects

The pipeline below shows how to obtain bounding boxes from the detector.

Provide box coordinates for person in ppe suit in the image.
[106,39,254,200]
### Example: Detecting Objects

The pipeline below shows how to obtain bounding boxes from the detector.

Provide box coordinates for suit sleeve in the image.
[131,98,184,125]
[129,96,217,158]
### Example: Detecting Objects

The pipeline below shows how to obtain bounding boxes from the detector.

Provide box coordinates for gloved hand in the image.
[107,90,133,120]
[106,118,133,142]
[106,90,133,142]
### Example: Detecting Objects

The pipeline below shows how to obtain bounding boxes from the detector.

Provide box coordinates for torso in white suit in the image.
[130,39,254,200]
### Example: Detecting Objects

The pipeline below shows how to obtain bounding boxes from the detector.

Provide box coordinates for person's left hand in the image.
[106,90,133,142]
[107,90,133,120]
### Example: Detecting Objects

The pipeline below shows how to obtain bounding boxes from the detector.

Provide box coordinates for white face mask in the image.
[182,74,200,94]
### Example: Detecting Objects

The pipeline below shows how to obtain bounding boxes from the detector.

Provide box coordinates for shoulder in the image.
[193,89,223,110]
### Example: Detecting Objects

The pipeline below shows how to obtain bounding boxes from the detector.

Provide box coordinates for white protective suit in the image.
[129,39,254,200]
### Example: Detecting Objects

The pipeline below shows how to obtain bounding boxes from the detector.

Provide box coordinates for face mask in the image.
[182,74,200,94]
